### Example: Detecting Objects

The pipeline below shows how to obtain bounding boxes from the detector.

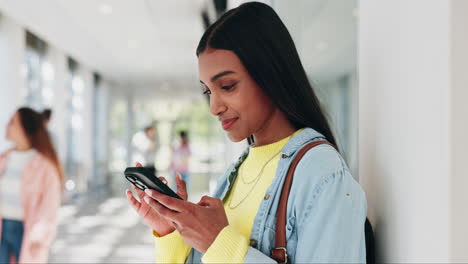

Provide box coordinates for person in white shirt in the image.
[132,125,158,175]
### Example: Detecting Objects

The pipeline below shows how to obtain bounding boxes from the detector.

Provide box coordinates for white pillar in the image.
[80,66,94,191]
[46,46,68,162]
[0,14,25,151]
[359,0,468,262]
[94,79,111,187]
[126,91,134,167]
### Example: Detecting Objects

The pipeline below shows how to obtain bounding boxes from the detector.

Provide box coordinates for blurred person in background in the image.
[0,107,63,263]
[132,125,158,176]
[170,131,192,192]
[127,2,366,263]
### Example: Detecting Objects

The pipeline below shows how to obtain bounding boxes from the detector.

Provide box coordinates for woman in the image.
[0,107,63,263]
[170,131,192,191]
[127,2,367,263]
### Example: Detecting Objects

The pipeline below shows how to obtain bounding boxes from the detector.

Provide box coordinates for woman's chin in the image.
[226,132,248,143]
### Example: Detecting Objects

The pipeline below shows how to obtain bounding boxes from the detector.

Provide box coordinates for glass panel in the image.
[23,31,51,109]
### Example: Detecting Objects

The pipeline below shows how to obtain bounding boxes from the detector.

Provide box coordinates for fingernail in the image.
[144,189,152,195]
[177,173,182,180]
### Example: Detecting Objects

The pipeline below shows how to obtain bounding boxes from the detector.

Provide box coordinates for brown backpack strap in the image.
[271,140,335,263]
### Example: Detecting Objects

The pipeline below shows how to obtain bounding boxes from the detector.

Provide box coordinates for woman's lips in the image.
[222,118,238,130]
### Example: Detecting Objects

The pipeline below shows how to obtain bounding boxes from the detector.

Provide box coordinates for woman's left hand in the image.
[143,189,229,253]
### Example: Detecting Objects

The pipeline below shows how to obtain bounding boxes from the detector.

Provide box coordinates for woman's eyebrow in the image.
[200,70,236,85]
[211,70,235,82]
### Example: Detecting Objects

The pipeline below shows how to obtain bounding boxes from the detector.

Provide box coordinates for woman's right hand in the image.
[126,162,188,236]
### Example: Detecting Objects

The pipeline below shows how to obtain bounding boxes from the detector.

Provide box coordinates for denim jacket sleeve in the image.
[244,247,277,263]
[244,144,367,263]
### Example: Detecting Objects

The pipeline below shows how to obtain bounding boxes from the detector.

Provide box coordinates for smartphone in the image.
[124,167,182,200]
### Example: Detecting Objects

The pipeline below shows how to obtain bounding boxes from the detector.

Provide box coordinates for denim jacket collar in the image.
[216,128,326,202]
[279,128,326,157]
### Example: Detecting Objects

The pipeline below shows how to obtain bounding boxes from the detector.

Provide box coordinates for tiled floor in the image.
[49,183,209,263]
[49,195,155,263]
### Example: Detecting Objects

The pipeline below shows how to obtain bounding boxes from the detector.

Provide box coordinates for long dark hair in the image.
[196,2,337,147]
[17,107,65,185]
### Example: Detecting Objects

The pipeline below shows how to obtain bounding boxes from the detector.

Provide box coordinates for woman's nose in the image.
[209,93,227,116]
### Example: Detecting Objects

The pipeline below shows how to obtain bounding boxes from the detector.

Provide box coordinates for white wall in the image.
[450,0,468,261]
[359,0,468,262]
[0,14,25,151]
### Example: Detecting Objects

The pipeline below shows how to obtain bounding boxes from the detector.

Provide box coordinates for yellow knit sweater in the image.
[153,130,301,263]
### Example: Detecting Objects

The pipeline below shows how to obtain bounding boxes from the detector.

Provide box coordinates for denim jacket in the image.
[187,128,367,263]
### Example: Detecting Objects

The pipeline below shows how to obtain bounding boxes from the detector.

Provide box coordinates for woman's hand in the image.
[143,190,229,253]
[126,162,188,236]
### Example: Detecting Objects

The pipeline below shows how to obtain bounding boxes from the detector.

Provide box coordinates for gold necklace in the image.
[228,150,282,209]
[241,149,282,184]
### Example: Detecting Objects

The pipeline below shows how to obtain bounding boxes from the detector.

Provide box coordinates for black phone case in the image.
[124,167,182,200]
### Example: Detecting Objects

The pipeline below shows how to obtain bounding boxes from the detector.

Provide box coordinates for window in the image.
[24,31,53,108]
[91,73,108,189]
[65,57,85,192]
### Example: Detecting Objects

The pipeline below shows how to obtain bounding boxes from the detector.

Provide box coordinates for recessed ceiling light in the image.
[99,3,113,15]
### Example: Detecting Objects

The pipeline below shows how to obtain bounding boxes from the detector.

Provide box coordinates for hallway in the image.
[1,0,467,262]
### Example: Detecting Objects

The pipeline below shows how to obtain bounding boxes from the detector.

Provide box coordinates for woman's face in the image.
[6,112,28,146]
[198,49,276,142]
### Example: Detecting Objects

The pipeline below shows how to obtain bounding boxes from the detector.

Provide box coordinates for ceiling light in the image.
[99,3,113,15]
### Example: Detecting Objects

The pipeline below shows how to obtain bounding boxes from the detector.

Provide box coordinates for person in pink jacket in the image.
[0,107,63,263]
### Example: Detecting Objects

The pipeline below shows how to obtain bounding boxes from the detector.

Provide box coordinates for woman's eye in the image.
[221,82,237,90]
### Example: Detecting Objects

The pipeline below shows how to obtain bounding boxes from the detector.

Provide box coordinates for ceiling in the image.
[0,0,356,93]
[275,0,357,84]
